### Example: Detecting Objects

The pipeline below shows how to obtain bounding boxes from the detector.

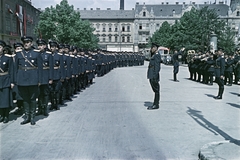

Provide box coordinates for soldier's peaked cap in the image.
[49,41,58,47]
[36,39,47,45]
[21,36,33,42]
[0,40,6,47]
[13,42,23,49]
[151,42,159,48]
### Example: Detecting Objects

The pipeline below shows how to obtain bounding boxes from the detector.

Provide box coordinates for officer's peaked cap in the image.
[21,36,33,42]
[36,39,47,45]
[64,44,70,49]
[0,40,6,47]
[49,41,58,47]
[151,42,159,48]
[13,42,23,49]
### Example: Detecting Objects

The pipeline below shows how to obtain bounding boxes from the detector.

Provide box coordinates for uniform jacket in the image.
[15,49,43,86]
[41,50,53,84]
[147,51,161,81]
[0,54,14,89]
[52,51,64,80]
[62,54,71,78]
[214,56,225,77]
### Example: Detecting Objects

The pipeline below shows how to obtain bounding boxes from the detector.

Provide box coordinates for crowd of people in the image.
[0,36,145,125]
[186,48,240,99]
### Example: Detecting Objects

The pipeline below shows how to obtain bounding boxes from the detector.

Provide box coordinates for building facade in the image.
[80,1,240,52]
[0,0,41,45]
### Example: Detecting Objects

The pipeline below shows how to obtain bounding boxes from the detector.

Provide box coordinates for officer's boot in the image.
[43,96,49,116]
[3,108,9,123]
[215,88,224,99]
[30,101,36,125]
[0,109,4,123]
[59,90,64,105]
[174,73,178,81]
[49,92,55,110]
[36,99,43,116]
[21,102,30,125]
[55,93,60,110]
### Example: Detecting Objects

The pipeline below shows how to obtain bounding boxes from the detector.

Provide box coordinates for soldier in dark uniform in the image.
[224,55,234,86]
[213,48,225,99]
[147,43,161,110]
[206,53,215,85]
[233,49,240,84]
[36,39,53,116]
[172,48,185,82]
[49,41,64,110]
[15,36,43,125]
[0,40,14,123]
[12,43,24,115]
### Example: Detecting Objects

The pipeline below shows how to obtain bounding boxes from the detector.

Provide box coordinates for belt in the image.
[148,66,154,68]
[19,66,38,70]
[43,66,50,70]
[54,66,60,70]
[210,65,214,67]
[0,71,8,76]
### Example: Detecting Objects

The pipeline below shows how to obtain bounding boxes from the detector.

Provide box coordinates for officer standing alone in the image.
[147,43,161,110]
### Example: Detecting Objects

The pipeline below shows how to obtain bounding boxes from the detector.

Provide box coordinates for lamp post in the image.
[210,32,217,53]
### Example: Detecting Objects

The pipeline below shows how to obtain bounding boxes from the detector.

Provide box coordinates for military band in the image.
[0,37,145,124]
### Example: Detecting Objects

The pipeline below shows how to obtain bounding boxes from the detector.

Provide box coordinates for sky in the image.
[31,0,230,10]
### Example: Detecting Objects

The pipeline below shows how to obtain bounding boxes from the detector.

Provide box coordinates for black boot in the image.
[21,102,30,125]
[36,106,43,115]
[43,105,49,116]
[0,109,4,123]
[30,101,36,125]
[214,88,224,100]
[3,108,9,123]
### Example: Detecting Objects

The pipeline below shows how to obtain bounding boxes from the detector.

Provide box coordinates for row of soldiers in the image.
[186,49,240,86]
[0,36,145,125]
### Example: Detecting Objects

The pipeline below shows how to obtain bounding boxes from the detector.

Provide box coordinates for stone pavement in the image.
[0,62,239,160]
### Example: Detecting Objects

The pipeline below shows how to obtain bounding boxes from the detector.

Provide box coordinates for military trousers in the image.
[149,79,160,105]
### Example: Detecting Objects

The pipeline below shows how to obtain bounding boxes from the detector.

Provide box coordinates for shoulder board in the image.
[12,54,16,57]
[58,53,63,56]
[46,51,52,54]
[4,54,13,57]
[34,49,40,52]
[65,54,70,56]
[77,55,81,57]
[70,55,75,57]
[15,49,22,52]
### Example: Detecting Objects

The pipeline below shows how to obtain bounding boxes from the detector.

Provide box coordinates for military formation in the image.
[0,37,145,125]
[186,48,240,99]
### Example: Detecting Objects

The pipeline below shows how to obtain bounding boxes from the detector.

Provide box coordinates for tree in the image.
[35,0,98,49]
[150,6,235,52]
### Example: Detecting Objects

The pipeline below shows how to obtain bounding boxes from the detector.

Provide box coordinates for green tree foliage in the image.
[35,0,98,49]
[150,6,235,53]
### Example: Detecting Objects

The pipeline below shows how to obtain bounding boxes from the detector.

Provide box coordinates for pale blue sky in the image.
[31,0,230,10]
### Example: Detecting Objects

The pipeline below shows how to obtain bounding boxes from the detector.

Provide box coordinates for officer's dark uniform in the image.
[0,40,14,123]
[15,36,43,125]
[36,39,53,116]
[49,41,64,110]
[225,56,234,86]
[206,55,215,85]
[147,43,161,110]
[214,49,225,99]
[172,49,183,82]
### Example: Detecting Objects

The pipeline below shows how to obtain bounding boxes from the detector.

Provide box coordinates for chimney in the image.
[107,8,111,10]
[120,0,124,10]
[176,2,179,4]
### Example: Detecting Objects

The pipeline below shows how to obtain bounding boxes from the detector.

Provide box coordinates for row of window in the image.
[97,35,131,43]
[95,24,131,32]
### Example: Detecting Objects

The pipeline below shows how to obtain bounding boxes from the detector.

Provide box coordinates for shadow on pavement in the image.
[205,94,215,98]
[229,92,239,96]
[226,103,240,109]
[144,101,153,108]
[186,107,240,146]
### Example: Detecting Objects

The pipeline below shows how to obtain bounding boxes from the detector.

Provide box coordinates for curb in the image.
[198,140,230,160]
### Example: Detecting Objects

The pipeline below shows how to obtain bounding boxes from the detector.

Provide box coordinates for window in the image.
[122,36,125,42]
[103,28,106,32]
[115,35,118,42]
[139,24,142,30]
[146,23,149,27]
[115,27,118,32]
[127,26,130,32]
[237,11,240,16]
[109,35,112,42]
[103,38,106,42]
[127,36,130,42]
[143,12,146,17]
[122,26,125,32]
[156,24,160,27]
[109,27,112,32]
